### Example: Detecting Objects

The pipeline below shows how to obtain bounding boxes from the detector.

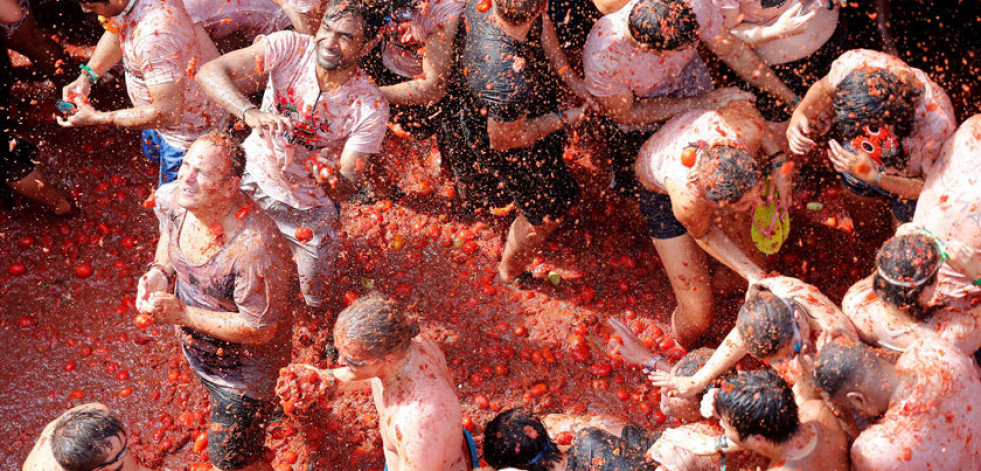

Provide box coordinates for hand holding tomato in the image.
[276,364,335,415]
[136,268,169,312]
[142,292,185,325]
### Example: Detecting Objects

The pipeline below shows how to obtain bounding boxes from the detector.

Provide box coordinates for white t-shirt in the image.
[584,0,720,131]
[243,31,389,209]
[184,0,292,39]
[827,49,957,179]
[380,0,464,79]
[116,0,229,149]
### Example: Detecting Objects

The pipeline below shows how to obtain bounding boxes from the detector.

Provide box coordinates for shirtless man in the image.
[23,403,150,471]
[58,0,228,185]
[651,275,856,397]
[787,49,957,224]
[667,370,850,471]
[196,0,388,307]
[584,0,790,196]
[843,228,981,354]
[136,134,294,471]
[281,293,476,471]
[911,114,981,304]
[633,100,793,346]
[814,336,981,470]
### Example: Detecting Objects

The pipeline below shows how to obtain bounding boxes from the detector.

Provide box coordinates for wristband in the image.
[642,354,665,374]
[148,262,174,284]
[715,434,731,453]
[240,104,258,120]
[80,64,99,84]
[974,278,981,287]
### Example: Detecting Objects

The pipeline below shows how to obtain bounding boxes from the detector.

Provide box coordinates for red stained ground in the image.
[2,3,977,469]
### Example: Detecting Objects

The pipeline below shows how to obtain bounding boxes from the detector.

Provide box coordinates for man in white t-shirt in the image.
[59,0,229,186]
[197,0,389,308]
[584,0,794,196]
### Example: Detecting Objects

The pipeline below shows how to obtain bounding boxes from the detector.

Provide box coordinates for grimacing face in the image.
[314,10,367,71]
[175,140,236,211]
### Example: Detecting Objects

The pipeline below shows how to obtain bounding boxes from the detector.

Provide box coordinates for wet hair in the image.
[673,347,736,396]
[323,0,383,41]
[483,408,561,471]
[872,232,942,317]
[736,288,796,359]
[813,337,880,399]
[697,144,762,204]
[628,0,699,51]
[335,292,420,358]
[494,0,546,25]
[716,369,799,444]
[833,68,921,169]
[199,132,246,179]
[51,409,126,471]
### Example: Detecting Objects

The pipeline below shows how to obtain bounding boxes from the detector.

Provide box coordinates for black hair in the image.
[628,0,699,51]
[736,288,796,359]
[51,409,126,471]
[494,0,546,25]
[323,0,384,41]
[698,145,762,204]
[335,292,420,358]
[813,338,880,399]
[483,408,561,471]
[673,347,737,397]
[716,369,799,444]
[872,232,942,317]
[833,67,921,169]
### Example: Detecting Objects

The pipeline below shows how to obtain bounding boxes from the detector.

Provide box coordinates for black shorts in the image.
[602,120,654,198]
[459,109,580,225]
[639,188,688,239]
[759,22,849,120]
[199,376,273,470]
[1,132,38,183]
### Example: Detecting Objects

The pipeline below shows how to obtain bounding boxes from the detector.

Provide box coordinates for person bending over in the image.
[196,0,389,307]
[651,275,856,398]
[482,407,659,471]
[633,100,793,346]
[843,228,981,355]
[910,114,981,304]
[455,0,589,284]
[583,0,778,196]
[58,0,228,185]
[787,49,956,225]
[135,134,294,471]
[814,337,981,470]
[668,370,849,471]
[23,403,150,471]
[279,293,477,471]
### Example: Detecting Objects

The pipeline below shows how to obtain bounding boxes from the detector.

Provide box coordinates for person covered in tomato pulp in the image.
[135,134,294,471]
[196,0,389,308]
[814,336,981,471]
[58,0,229,186]
[23,403,151,471]
[787,49,957,224]
[277,293,477,471]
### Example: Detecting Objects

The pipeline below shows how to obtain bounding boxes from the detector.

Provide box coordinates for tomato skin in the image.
[555,431,575,446]
[474,393,490,409]
[75,264,94,278]
[680,147,697,168]
[193,432,208,453]
[589,362,612,377]
[134,313,154,329]
[8,263,26,275]
[295,227,313,243]
[476,0,490,11]
[343,291,359,306]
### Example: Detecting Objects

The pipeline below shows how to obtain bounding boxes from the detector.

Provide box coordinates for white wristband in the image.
[240,104,258,120]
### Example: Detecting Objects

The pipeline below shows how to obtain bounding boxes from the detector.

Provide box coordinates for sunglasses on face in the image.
[90,435,127,471]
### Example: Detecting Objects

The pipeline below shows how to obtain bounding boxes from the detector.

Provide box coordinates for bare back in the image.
[773,400,850,471]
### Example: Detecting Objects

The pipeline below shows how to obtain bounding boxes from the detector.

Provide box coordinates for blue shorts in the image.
[639,189,688,239]
[839,172,916,223]
[141,129,187,186]
[384,429,479,470]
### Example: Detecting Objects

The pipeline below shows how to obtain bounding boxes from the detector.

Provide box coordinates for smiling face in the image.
[175,139,238,211]
[314,8,368,72]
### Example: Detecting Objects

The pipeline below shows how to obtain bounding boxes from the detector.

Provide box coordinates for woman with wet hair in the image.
[842,227,981,355]
[787,49,957,225]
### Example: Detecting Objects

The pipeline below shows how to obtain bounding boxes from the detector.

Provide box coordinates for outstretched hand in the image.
[607,318,656,367]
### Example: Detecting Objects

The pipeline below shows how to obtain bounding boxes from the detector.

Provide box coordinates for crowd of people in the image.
[8,0,981,469]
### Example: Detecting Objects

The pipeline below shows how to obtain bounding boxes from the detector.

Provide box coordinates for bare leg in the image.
[3,12,72,85]
[499,213,562,282]
[651,234,714,349]
[6,167,72,215]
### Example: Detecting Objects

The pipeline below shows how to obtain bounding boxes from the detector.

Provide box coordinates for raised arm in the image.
[703,29,797,104]
[380,17,460,106]
[594,87,755,127]
[649,329,749,397]
[787,75,834,154]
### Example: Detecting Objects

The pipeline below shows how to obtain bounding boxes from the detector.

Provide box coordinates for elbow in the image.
[243,326,276,345]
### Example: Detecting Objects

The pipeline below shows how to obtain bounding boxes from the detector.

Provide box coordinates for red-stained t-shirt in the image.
[115,0,229,149]
[380,0,464,79]
[851,337,981,471]
[914,115,981,305]
[154,183,293,400]
[827,49,957,180]
[243,31,389,210]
